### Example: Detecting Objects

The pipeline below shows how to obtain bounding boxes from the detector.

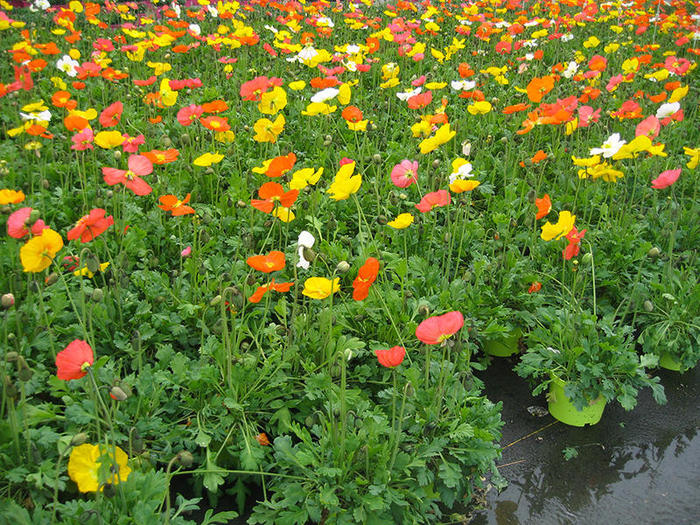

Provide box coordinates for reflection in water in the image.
[470,362,700,525]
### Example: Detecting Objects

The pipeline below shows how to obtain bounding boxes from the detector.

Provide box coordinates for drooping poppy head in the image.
[56,339,94,380]
[415,311,464,345]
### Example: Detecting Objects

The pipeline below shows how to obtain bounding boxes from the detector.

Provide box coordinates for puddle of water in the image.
[472,359,700,525]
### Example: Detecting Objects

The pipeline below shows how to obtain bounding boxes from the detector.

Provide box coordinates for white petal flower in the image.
[451,80,476,91]
[296,231,316,270]
[656,102,680,119]
[589,133,626,158]
[311,88,339,103]
[396,87,421,101]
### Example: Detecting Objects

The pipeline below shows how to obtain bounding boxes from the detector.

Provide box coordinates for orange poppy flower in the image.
[202,100,229,113]
[253,153,297,178]
[341,106,363,123]
[502,103,531,114]
[352,257,380,301]
[199,115,230,132]
[250,182,299,214]
[246,250,286,273]
[158,194,195,216]
[526,75,555,103]
[535,194,551,220]
[248,279,294,303]
[142,148,180,165]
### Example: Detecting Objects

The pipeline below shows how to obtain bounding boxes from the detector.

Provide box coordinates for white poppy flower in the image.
[297,231,316,270]
[311,88,339,103]
[589,133,626,158]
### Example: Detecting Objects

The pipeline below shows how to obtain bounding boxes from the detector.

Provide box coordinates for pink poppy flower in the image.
[651,168,681,190]
[121,133,145,153]
[411,75,426,87]
[7,207,47,239]
[176,104,203,126]
[390,160,418,188]
[56,339,94,381]
[98,101,123,128]
[415,190,451,213]
[577,106,601,128]
[71,128,94,151]
[415,311,464,345]
[374,346,406,368]
[635,116,660,139]
[102,155,153,195]
[66,208,114,243]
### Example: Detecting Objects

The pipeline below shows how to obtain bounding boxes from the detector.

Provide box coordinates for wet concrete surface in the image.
[471,358,700,525]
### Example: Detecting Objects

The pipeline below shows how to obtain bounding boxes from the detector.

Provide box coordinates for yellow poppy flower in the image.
[302,277,340,299]
[253,114,285,143]
[289,167,323,190]
[541,211,575,241]
[326,161,361,201]
[68,443,131,493]
[193,152,224,167]
[387,213,414,229]
[0,189,25,205]
[94,130,125,149]
[20,229,64,273]
[258,86,287,115]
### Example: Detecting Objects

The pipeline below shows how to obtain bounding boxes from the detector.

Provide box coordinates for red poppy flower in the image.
[415,311,464,345]
[341,106,363,124]
[102,155,153,196]
[374,346,406,368]
[563,227,587,260]
[200,115,230,132]
[528,281,542,294]
[407,91,432,109]
[247,251,286,273]
[99,101,123,128]
[352,257,379,301]
[67,208,114,243]
[415,190,451,213]
[250,182,299,214]
[56,339,94,380]
[176,104,203,126]
[254,153,297,178]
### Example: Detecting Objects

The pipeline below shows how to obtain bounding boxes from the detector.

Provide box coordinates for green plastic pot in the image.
[547,374,606,427]
[482,328,522,357]
[658,353,682,371]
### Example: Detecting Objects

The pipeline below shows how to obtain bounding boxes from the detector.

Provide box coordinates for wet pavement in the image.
[471,358,700,525]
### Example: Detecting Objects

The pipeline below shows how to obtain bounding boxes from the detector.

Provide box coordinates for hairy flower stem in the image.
[388,383,409,474]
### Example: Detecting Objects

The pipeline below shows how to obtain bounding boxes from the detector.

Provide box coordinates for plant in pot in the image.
[514,308,666,426]
[468,250,541,358]
[633,270,700,372]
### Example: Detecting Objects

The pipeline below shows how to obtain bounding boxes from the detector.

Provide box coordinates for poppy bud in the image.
[5,351,19,362]
[102,483,116,498]
[647,247,661,258]
[86,255,100,274]
[29,209,41,224]
[372,153,382,163]
[643,300,654,312]
[106,190,113,198]
[179,133,191,145]
[500,136,508,143]
[41,179,49,189]
[236,200,247,208]
[161,136,172,147]
[113,150,121,161]
[527,189,536,203]
[662,293,676,302]
[444,232,451,242]
[210,295,222,307]
[17,357,33,381]
[110,386,128,401]
[376,215,388,225]
[176,450,194,468]
[70,432,88,446]
[91,288,104,302]
[336,261,351,274]
[1,293,15,309]
[7,332,15,342]
[405,381,415,397]
[399,192,407,200]
[418,304,430,317]
[581,252,592,264]
[302,246,316,263]
[1,205,11,214]
[432,159,440,169]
